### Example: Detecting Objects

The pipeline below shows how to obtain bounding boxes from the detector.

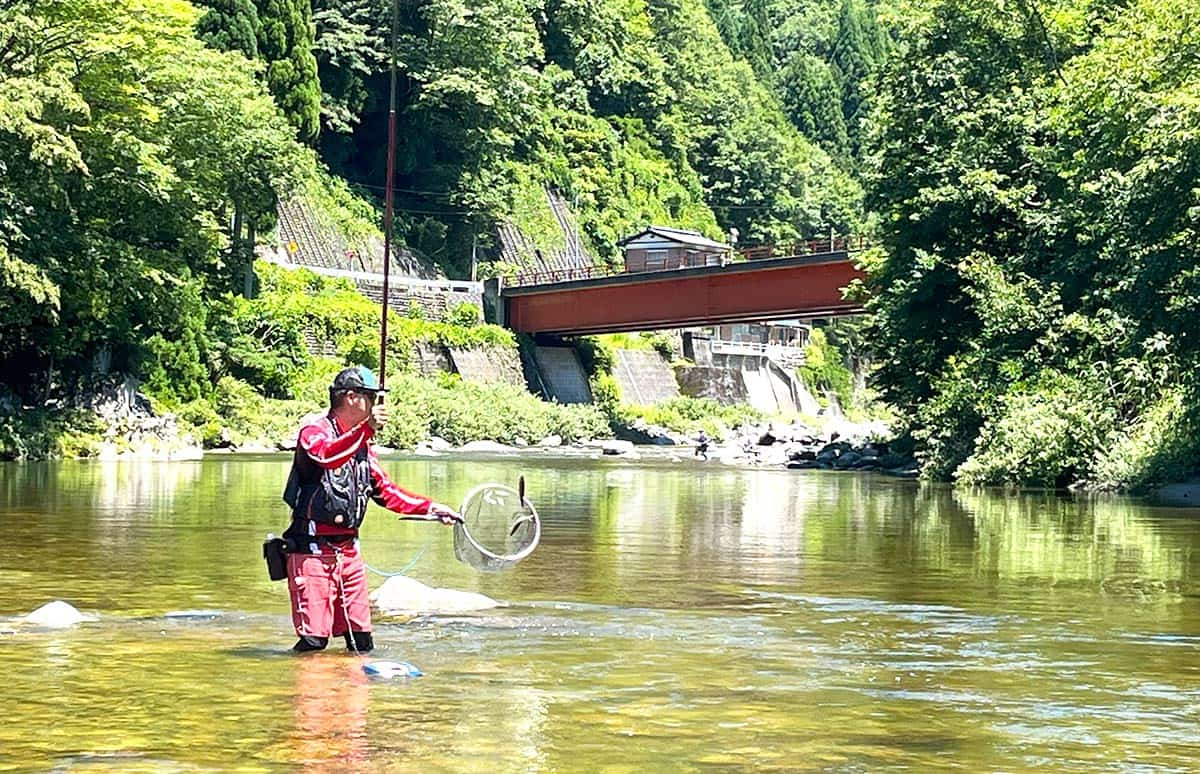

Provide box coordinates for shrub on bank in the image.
[954,370,1116,487]
[620,396,763,440]
[797,328,853,409]
[375,373,609,448]
[1091,386,1200,492]
[0,409,105,461]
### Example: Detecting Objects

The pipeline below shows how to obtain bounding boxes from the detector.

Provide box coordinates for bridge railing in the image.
[511,263,622,286]
[509,235,869,287]
[738,235,869,261]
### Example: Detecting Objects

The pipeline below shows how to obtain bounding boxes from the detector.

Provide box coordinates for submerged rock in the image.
[371,575,501,615]
[25,600,87,628]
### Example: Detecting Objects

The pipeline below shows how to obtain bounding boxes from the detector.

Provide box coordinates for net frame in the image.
[454,482,541,571]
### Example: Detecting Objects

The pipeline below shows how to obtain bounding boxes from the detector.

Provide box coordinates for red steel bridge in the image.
[492,239,867,336]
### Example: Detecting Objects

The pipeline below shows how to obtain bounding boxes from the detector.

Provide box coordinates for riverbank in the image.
[0,371,913,475]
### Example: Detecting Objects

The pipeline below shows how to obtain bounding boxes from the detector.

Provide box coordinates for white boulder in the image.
[371,576,501,615]
[458,440,517,453]
[25,600,87,628]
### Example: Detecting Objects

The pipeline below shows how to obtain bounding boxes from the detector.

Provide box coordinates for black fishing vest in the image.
[282,417,373,536]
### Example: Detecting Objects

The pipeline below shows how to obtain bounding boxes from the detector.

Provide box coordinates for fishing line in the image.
[363,539,430,578]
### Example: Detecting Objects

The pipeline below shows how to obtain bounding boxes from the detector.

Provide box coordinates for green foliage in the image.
[210,262,514,401]
[374,372,610,449]
[0,407,104,461]
[865,0,1200,488]
[194,375,313,446]
[707,0,891,160]
[447,302,482,327]
[620,396,762,440]
[575,335,616,376]
[293,161,381,251]
[592,332,662,354]
[1091,387,1200,493]
[196,0,261,58]
[317,0,862,276]
[798,328,853,408]
[0,0,299,399]
[589,372,622,421]
[311,0,380,134]
[257,0,322,142]
[955,370,1117,488]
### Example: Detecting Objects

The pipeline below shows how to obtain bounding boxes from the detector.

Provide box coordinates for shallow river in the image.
[1,454,1198,772]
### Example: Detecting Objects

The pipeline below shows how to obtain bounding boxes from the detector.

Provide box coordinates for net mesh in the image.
[454,482,540,571]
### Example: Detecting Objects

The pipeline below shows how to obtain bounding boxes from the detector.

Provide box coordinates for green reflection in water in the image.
[1,456,1198,771]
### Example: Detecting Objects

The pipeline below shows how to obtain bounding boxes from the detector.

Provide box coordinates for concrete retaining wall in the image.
[612,350,679,405]
[449,347,525,386]
[533,346,592,404]
[677,365,750,403]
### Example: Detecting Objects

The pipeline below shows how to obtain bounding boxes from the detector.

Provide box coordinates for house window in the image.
[646,249,668,270]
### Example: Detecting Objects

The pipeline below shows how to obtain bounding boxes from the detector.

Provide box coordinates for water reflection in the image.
[0,457,1197,770]
[288,657,370,767]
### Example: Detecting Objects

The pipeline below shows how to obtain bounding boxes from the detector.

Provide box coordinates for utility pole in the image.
[471,226,478,282]
[379,0,400,388]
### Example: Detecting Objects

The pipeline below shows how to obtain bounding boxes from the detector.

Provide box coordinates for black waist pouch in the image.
[263,534,288,581]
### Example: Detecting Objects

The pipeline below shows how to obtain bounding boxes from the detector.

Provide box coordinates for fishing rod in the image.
[379,0,400,389]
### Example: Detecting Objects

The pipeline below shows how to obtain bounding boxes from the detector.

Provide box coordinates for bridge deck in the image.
[501,252,864,335]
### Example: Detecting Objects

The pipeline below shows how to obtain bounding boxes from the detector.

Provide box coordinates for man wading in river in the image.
[280,366,459,653]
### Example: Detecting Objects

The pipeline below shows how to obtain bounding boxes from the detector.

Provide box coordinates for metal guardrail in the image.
[510,236,869,287]
[266,256,483,293]
[711,340,806,365]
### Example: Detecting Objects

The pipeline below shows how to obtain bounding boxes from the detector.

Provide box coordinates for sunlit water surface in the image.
[1,454,1198,771]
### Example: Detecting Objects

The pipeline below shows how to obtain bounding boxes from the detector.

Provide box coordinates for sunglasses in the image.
[342,389,379,404]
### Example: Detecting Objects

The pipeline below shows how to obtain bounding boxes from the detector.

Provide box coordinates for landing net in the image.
[454,479,540,571]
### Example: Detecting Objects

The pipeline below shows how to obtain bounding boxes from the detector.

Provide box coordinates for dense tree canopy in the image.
[864,0,1200,488]
[7,0,1199,489]
[197,0,322,140]
[309,0,861,271]
[0,0,299,398]
[707,0,891,161]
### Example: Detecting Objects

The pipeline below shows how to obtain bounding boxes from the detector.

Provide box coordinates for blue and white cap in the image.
[330,365,386,393]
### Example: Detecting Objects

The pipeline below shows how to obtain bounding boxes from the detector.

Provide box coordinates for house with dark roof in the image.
[617,226,731,273]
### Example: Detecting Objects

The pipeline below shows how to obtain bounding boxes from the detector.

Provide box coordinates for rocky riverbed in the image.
[3,376,915,478]
[406,417,918,477]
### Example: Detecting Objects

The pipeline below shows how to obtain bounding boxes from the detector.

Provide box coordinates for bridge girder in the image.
[501,254,865,335]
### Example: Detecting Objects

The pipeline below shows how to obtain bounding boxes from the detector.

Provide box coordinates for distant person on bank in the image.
[281,366,459,653]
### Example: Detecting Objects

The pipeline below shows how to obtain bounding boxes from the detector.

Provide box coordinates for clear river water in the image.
[1,453,1198,772]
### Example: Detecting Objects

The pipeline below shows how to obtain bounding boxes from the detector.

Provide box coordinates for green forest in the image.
[2,0,1199,490]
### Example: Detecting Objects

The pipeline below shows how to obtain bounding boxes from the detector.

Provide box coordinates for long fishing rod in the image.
[379,0,400,388]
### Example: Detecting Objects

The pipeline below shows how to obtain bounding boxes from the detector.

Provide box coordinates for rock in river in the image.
[25,600,87,628]
[371,576,501,615]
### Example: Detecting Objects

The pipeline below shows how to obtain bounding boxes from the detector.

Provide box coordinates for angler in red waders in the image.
[278,366,459,653]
